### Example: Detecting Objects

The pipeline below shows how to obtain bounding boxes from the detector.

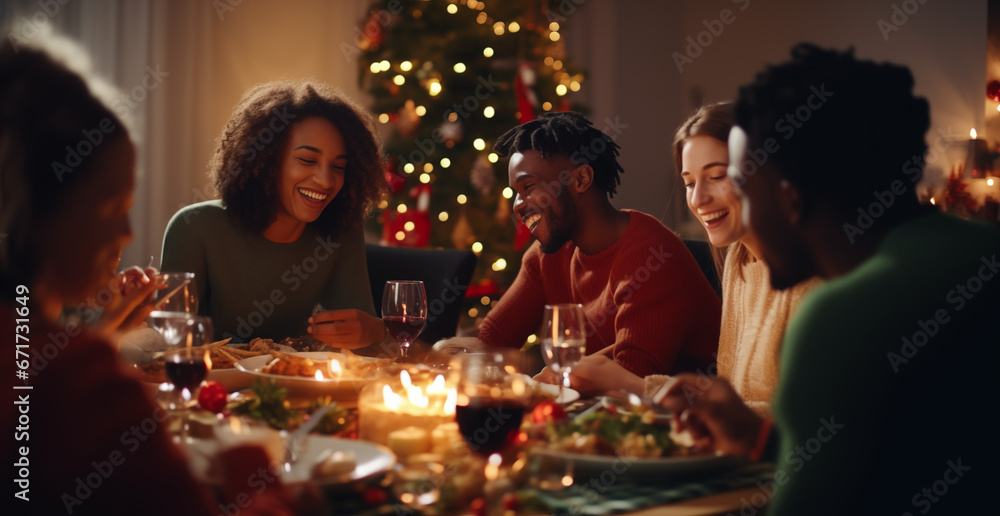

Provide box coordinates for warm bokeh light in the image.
[457,194,468,204]
[542,101,552,111]
[393,75,405,86]
[370,62,380,73]
[415,105,427,116]
[379,60,390,71]
[527,334,537,344]
[493,22,505,35]
[481,296,491,306]
[989,178,995,187]
[502,187,513,199]
[419,173,431,183]
[378,113,389,123]
[484,106,495,118]
[473,138,486,151]
[446,3,458,14]
[492,258,507,271]
[404,221,416,231]
[440,158,451,168]
[454,62,466,73]
[971,128,977,139]
[429,80,442,96]
[509,21,520,32]
[556,84,568,96]
[570,81,581,92]
[438,211,449,222]
[395,231,405,241]
[549,22,560,31]
[423,163,434,172]
[403,163,415,174]
[549,31,560,41]
[488,153,499,163]
[468,308,479,317]
[400,60,413,71]
[552,60,563,70]
[471,241,483,253]
[396,204,408,213]
[483,46,494,57]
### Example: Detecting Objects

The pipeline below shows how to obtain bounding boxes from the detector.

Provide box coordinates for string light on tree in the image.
[457,194,468,204]
[403,163,415,174]
[440,158,451,168]
[419,173,431,183]
[401,60,413,71]
[471,242,483,253]
[438,211,449,222]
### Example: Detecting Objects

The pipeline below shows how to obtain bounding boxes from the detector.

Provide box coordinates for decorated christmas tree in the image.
[355,0,588,328]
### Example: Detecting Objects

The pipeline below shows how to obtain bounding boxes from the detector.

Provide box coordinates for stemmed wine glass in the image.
[149,314,213,438]
[453,349,529,502]
[382,280,427,360]
[541,304,587,404]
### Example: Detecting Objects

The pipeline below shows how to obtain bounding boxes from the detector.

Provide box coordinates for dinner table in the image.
[142,339,774,516]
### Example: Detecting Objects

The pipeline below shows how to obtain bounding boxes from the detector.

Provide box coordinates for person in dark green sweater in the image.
[657,44,999,515]
[162,81,388,347]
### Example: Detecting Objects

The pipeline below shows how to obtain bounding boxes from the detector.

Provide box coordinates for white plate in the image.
[235,352,385,400]
[181,435,396,486]
[516,374,580,404]
[532,448,747,482]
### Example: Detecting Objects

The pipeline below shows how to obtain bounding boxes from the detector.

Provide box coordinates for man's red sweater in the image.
[479,210,721,377]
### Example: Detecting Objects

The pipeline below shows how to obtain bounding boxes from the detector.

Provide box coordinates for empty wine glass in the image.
[541,304,587,404]
[153,272,198,313]
[382,281,427,360]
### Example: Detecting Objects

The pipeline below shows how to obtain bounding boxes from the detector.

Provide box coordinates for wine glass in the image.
[453,349,528,459]
[153,272,198,313]
[147,310,194,348]
[382,281,427,360]
[161,316,213,439]
[541,304,587,404]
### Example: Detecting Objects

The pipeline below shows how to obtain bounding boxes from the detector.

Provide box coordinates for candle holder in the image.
[357,368,458,459]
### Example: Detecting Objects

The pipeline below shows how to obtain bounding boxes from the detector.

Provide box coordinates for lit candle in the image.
[966,128,989,179]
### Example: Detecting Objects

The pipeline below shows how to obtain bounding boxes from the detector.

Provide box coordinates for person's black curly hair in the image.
[0,39,128,298]
[493,112,625,197]
[211,80,387,238]
[733,44,930,209]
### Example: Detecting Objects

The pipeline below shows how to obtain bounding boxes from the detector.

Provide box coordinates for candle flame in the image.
[382,384,402,411]
[204,350,212,371]
[314,369,324,381]
[400,370,412,389]
[971,128,977,139]
[444,389,457,415]
[230,417,242,433]
[930,197,936,205]
[427,374,447,394]
[329,359,342,377]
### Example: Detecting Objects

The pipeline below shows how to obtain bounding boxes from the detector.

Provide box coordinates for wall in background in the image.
[567,0,988,237]
[2,0,990,261]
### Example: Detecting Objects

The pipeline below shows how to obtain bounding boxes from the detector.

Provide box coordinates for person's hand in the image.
[654,373,764,456]
[566,353,645,397]
[307,309,385,349]
[90,267,161,337]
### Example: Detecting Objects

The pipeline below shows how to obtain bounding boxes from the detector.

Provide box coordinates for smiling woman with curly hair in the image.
[161,80,389,347]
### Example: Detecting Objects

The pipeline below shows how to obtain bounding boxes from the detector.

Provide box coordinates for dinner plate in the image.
[516,374,580,404]
[532,448,747,483]
[235,352,386,400]
[180,435,396,486]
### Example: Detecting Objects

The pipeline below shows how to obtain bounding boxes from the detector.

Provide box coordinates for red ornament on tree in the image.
[987,80,1000,102]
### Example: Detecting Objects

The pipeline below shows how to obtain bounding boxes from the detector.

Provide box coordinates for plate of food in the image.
[530,407,746,482]
[180,433,396,486]
[235,351,395,400]
[132,337,294,393]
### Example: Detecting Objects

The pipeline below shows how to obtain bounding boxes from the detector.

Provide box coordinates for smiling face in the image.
[681,135,746,248]
[272,116,348,234]
[508,150,579,254]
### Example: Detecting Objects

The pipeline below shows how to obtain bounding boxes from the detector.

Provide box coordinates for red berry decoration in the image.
[363,486,387,506]
[988,80,1000,102]
[502,492,520,512]
[470,497,487,516]
[197,381,228,413]
[530,400,568,424]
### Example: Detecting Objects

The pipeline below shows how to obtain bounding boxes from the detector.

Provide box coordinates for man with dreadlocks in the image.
[478,112,722,381]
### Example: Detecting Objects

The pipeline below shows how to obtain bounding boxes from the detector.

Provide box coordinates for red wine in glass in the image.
[455,398,525,457]
[384,316,427,343]
[166,353,207,392]
[381,281,427,360]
